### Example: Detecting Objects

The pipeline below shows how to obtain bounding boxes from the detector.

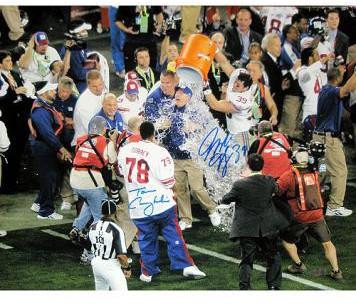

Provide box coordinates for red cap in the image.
[125,80,139,95]
[125,71,142,82]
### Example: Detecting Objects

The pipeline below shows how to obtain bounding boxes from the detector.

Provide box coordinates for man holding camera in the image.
[60,19,93,93]
[277,148,343,280]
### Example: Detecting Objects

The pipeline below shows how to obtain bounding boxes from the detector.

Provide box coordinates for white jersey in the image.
[297,61,327,120]
[260,7,298,34]
[117,140,176,219]
[71,88,106,146]
[226,69,254,134]
[19,46,61,83]
[117,88,147,128]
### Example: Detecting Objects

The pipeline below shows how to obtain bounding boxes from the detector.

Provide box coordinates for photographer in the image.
[69,116,117,240]
[277,148,343,281]
[60,19,94,93]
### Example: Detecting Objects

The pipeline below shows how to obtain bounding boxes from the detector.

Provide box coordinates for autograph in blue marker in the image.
[129,187,171,216]
[198,127,247,177]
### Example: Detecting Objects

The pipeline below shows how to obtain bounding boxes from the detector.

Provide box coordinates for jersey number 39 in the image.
[126,157,150,183]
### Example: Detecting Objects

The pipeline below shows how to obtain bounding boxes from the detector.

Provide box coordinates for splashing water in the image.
[174,78,247,232]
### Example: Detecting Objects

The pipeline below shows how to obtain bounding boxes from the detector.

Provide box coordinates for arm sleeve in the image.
[154,149,175,189]
[31,108,63,151]
[276,171,292,196]
[248,139,260,155]
[221,182,239,204]
[69,51,90,81]
[144,95,160,122]
[111,223,127,255]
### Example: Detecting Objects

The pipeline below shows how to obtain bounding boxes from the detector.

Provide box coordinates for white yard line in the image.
[159,237,336,290]
[346,182,356,188]
[42,229,335,290]
[0,242,13,250]
[41,229,70,240]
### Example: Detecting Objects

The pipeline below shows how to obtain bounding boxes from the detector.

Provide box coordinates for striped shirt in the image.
[88,218,127,260]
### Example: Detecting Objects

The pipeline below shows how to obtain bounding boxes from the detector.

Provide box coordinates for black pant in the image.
[239,235,282,290]
[31,140,61,217]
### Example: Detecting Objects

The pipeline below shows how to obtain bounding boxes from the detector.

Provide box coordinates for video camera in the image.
[292,140,326,172]
[64,32,87,50]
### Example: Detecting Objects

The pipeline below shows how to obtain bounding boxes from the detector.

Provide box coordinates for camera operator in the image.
[277,148,343,281]
[60,19,93,93]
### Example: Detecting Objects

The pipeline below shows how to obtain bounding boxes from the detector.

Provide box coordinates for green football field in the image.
[1,188,355,291]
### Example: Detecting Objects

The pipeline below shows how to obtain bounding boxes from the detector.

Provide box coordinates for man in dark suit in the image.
[0,50,34,193]
[261,33,289,122]
[326,9,349,63]
[221,154,288,290]
[224,8,262,66]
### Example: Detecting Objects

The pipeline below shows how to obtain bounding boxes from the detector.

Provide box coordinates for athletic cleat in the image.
[325,207,352,217]
[183,265,206,279]
[139,273,152,283]
[30,203,40,213]
[60,201,72,211]
[68,227,80,243]
[179,220,192,231]
[330,270,343,280]
[80,249,94,265]
[287,262,307,274]
[37,212,63,220]
[0,230,7,237]
[209,210,221,227]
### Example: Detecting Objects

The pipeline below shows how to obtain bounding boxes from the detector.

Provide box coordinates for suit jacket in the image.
[0,70,33,127]
[334,30,349,62]
[222,174,289,241]
[224,26,262,62]
[261,52,284,112]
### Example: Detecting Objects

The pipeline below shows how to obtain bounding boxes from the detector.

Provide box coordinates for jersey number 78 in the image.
[126,157,150,183]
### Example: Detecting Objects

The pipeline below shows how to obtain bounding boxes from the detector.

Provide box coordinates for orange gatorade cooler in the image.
[176,34,217,83]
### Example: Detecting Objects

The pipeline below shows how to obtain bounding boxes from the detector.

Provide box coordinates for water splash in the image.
[175,79,247,232]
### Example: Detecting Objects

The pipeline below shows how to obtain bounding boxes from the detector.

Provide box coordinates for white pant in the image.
[91,257,128,290]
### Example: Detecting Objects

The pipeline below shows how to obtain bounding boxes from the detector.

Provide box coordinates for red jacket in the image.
[73,135,108,169]
[258,132,291,179]
[277,169,324,224]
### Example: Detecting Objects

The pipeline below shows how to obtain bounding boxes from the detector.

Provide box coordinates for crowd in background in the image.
[0,5,356,290]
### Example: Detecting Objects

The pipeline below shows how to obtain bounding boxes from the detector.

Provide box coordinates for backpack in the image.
[291,166,324,211]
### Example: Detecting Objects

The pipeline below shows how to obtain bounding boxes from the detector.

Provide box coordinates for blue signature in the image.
[128,187,171,216]
[198,127,247,177]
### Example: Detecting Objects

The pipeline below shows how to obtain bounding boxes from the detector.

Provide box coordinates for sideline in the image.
[41,228,335,290]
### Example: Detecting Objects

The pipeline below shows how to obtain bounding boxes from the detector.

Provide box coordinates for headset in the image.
[134,46,150,64]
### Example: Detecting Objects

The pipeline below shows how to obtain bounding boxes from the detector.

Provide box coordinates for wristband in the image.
[203,89,212,96]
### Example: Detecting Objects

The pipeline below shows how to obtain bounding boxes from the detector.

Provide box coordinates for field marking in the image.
[0,242,13,250]
[346,182,356,188]
[41,229,70,241]
[158,237,336,290]
[42,229,335,290]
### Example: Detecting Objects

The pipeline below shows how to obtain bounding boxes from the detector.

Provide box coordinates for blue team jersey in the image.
[96,108,124,132]
[315,84,343,133]
[144,86,175,122]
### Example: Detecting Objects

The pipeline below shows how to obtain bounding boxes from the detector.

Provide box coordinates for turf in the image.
[1,190,355,290]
